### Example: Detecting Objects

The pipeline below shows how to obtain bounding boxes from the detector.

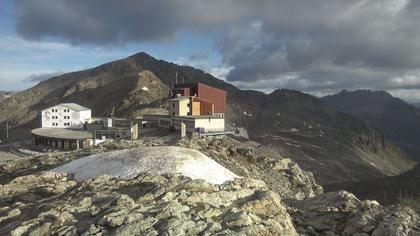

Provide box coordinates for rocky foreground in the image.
[0,171,419,235]
[0,172,297,235]
[0,135,419,235]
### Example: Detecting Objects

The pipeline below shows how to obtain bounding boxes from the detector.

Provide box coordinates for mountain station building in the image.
[31,103,138,150]
[143,82,227,133]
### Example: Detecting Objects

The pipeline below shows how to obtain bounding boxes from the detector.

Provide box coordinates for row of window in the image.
[159,120,171,126]
[171,102,191,107]
[51,108,70,112]
[51,116,70,119]
[51,122,71,126]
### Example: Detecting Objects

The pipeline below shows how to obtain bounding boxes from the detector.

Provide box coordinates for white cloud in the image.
[0,35,71,51]
[23,71,65,82]
[208,66,233,81]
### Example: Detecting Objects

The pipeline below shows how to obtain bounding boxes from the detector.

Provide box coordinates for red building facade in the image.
[172,82,227,115]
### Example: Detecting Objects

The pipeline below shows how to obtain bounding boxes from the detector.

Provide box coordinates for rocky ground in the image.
[0,149,24,163]
[176,134,323,200]
[0,134,419,235]
[0,172,298,235]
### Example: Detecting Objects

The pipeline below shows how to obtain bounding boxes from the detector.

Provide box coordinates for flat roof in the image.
[143,114,171,118]
[31,128,93,140]
[174,115,225,119]
[60,103,90,112]
[174,82,226,93]
[170,96,191,101]
[144,114,224,120]
[42,103,91,112]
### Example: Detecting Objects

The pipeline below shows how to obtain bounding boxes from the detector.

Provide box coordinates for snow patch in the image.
[53,146,239,185]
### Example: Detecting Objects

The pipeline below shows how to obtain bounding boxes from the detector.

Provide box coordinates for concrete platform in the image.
[31,128,93,140]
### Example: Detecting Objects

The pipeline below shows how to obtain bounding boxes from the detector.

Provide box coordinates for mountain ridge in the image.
[0,52,415,184]
[323,89,420,161]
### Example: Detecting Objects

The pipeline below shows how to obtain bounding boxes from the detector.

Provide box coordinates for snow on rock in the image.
[53,146,239,184]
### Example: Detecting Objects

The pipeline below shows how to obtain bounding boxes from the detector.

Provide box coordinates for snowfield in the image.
[53,146,239,184]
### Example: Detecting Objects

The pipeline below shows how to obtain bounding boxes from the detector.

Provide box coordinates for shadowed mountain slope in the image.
[323,89,420,161]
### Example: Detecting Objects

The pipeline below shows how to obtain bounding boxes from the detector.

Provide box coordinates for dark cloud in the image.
[24,71,65,82]
[14,0,420,95]
[14,0,257,44]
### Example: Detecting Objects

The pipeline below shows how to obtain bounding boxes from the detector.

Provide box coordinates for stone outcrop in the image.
[1,171,418,236]
[289,191,420,235]
[0,172,298,235]
[176,135,323,200]
[0,136,419,235]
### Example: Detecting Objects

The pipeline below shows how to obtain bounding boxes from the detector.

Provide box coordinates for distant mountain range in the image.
[323,89,420,161]
[0,52,414,185]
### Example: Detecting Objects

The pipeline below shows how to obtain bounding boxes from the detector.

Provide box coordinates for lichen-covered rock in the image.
[0,136,418,236]
[343,204,420,236]
[176,135,323,200]
[0,172,298,235]
[290,191,420,236]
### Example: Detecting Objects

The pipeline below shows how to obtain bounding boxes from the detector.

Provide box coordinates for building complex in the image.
[31,104,135,150]
[31,82,227,150]
[143,82,227,133]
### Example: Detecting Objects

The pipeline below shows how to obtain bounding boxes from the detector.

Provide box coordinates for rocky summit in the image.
[0,171,419,235]
[0,172,297,235]
[0,135,419,235]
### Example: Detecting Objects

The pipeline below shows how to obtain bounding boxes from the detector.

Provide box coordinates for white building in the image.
[41,103,91,129]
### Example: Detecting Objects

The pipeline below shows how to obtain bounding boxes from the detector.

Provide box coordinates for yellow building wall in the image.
[194,118,225,132]
[192,102,201,116]
[169,99,190,116]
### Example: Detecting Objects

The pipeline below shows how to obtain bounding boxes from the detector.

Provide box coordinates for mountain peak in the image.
[129,51,154,60]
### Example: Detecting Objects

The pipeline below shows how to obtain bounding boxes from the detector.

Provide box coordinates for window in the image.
[160,120,171,126]
[52,109,58,112]
[64,122,70,126]
[64,116,70,119]
[173,112,175,116]
[172,103,175,108]
[64,109,70,112]
[52,122,59,126]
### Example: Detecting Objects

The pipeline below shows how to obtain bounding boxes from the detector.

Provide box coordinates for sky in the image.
[2,0,420,102]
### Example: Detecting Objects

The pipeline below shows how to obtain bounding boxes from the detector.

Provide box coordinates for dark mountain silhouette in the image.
[323,89,420,161]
